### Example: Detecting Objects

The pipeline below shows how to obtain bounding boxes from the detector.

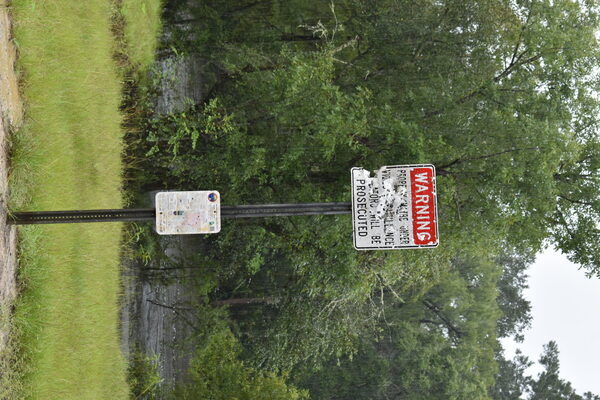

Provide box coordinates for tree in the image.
[495,250,533,341]
[490,342,600,400]
[135,0,600,395]
[489,350,533,400]
[172,328,308,400]
[156,0,600,274]
[530,341,592,400]
[300,255,502,399]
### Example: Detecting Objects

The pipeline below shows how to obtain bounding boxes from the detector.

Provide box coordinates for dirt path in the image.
[0,0,22,346]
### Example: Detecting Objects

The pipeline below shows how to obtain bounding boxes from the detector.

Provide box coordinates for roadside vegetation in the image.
[127,0,599,398]
[3,0,597,398]
[5,0,162,398]
[121,0,164,72]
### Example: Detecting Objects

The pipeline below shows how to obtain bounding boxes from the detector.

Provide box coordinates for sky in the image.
[501,249,600,395]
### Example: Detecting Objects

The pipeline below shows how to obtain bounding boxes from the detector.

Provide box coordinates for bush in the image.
[127,351,162,400]
[172,329,308,400]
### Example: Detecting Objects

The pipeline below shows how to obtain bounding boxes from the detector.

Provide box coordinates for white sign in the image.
[351,165,439,250]
[155,191,221,235]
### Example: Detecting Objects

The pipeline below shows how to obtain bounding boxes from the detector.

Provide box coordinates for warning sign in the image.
[351,165,439,250]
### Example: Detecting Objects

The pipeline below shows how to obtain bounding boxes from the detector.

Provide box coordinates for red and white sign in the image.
[351,165,439,250]
[410,167,438,245]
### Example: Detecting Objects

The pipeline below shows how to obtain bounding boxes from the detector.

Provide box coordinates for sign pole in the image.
[10,164,440,249]
[8,202,352,225]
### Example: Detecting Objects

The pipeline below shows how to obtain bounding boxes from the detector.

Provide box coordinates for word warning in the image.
[351,165,439,250]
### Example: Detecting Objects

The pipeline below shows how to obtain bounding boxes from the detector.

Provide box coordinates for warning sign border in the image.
[351,164,439,250]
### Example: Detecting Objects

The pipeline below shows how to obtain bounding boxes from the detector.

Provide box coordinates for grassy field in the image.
[122,0,164,71]
[6,0,162,398]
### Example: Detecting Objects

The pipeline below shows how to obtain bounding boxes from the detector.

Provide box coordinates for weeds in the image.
[127,351,162,400]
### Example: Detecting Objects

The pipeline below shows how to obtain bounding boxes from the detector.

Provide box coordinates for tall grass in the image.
[122,0,163,71]
[0,304,23,399]
[8,0,162,398]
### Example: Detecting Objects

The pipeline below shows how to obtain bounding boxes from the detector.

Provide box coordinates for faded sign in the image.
[156,191,221,235]
[351,165,439,250]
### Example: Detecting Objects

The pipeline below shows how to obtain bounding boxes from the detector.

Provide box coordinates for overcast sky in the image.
[501,248,600,395]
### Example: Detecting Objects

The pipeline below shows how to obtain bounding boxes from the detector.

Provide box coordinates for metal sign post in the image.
[9,165,439,250]
[9,200,352,225]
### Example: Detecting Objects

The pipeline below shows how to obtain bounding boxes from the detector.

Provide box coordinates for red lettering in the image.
[410,167,438,245]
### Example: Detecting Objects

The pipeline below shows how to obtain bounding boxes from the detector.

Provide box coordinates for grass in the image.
[0,304,23,399]
[6,0,163,398]
[122,0,163,71]
[127,350,162,400]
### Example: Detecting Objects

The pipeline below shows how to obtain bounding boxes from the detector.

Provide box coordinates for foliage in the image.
[145,97,235,157]
[150,0,600,273]
[301,255,501,399]
[491,343,600,400]
[127,223,161,266]
[130,0,600,396]
[495,249,534,342]
[172,328,308,400]
[490,350,533,400]
[127,351,162,400]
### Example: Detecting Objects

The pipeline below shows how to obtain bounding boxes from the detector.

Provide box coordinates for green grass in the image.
[122,0,163,71]
[0,304,24,399]
[7,0,162,398]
